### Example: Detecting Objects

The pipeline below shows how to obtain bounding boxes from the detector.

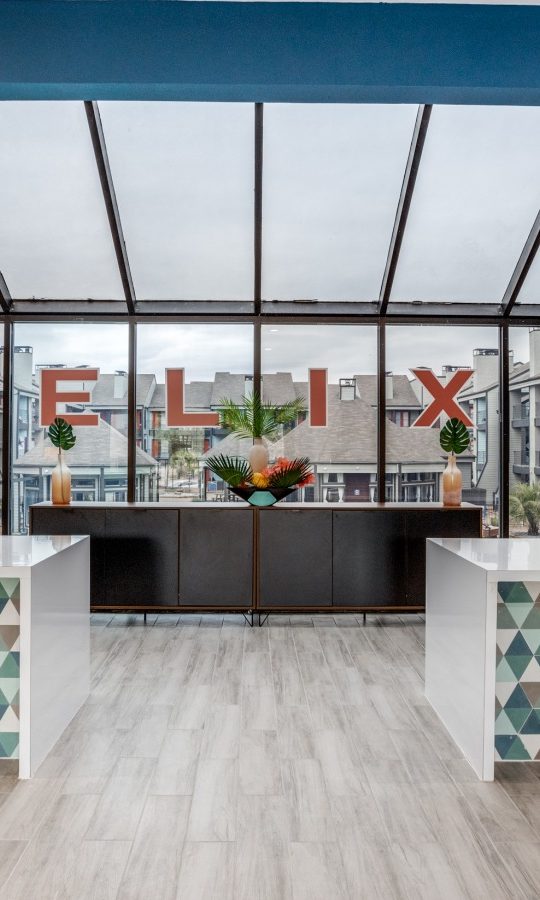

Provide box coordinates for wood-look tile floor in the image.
[0,612,539,899]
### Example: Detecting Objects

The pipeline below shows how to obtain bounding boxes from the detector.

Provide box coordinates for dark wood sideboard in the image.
[30,501,482,614]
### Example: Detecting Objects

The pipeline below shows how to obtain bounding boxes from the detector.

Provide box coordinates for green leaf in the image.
[206,454,253,487]
[47,417,76,451]
[268,458,313,488]
[439,417,470,455]
[219,392,305,441]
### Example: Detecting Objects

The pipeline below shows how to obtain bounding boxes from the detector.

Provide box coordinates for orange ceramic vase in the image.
[442,452,462,507]
[51,450,72,505]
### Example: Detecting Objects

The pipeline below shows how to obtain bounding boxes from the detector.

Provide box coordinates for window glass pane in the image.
[0,102,123,300]
[136,325,253,501]
[12,324,129,533]
[509,328,540,536]
[262,104,417,301]
[514,252,540,307]
[261,325,378,502]
[99,102,254,301]
[392,106,540,303]
[386,325,499,533]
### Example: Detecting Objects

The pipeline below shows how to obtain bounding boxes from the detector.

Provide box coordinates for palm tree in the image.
[509,482,540,535]
[219,392,305,441]
[219,391,305,472]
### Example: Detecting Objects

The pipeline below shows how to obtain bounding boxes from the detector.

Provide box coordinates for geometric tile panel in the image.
[0,578,19,759]
[496,581,540,762]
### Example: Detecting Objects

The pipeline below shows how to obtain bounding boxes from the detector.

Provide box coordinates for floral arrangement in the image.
[207,454,314,493]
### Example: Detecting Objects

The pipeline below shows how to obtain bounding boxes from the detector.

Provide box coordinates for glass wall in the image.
[11,324,129,533]
[136,324,253,501]
[261,325,378,502]
[386,326,500,533]
[509,328,540,537]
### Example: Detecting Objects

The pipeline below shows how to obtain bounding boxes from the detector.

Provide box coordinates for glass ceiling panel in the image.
[0,102,123,300]
[515,251,540,306]
[99,102,254,302]
[391,105,540,304]
[262,103,418,302]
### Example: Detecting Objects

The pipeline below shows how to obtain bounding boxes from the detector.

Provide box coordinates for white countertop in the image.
[0,535,88,570]
[428,537,540,580]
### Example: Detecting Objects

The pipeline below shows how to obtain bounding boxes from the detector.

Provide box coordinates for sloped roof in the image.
[89,373,156,407]
[355,374,422,408]
[262,373,299,406]
[203,386,447,465]
[15,418,157,469]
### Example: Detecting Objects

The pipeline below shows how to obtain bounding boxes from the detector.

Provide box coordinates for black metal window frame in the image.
[2,101,539,533]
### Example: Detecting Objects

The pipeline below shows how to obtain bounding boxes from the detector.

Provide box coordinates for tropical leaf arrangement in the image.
[218,392,305,441]
[207,454,314,491]
[439,417,470,456]
[47,416,76,452]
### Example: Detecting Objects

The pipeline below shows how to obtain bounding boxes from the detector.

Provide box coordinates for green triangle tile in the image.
[497,605,518,630]
[521,709,540,734]
[507,604,535,628]
[506,633,533,657]
[522,683,540,707]
[498,582,533,604]
[0,733,18,758]
[496,658,516,683]
[495,735,516,759]
[522,630,540,654]
[505,735,531,761]
[0,579,19,600]
[0,654,19,678]
[506,655,533,679]
[495,710,516,735]
[522,607,540,630]
[505,684,531,710]
[0,681,19,704]
[505,706,531,731]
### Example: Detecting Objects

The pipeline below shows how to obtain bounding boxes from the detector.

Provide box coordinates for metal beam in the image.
[0,271,12,314]
[127,321,137,503]
[84,101,136,316]
[2,321,13,534]
[254,103,263,318]
[377,321,386,502]
[499,322,510,537]
[501,206,540,316]
[378,105,432,315]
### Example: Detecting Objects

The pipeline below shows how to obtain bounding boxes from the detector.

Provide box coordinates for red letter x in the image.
[411,368,473,428]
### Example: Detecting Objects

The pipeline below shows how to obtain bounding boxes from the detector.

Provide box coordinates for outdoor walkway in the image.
[0,612,538,899]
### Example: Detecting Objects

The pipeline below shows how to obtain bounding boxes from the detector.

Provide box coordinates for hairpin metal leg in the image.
[258,612,269,627]
[242,611,255,627]
[363,613,367,626]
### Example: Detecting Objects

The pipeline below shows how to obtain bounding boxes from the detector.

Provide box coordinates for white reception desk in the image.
[0,535,90,778]
[426,538,540,781]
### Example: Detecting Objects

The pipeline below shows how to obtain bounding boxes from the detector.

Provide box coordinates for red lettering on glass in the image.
[165,369,220,427]
[309,368,327,427]
[40,368,100,427]
[411,368,473,428]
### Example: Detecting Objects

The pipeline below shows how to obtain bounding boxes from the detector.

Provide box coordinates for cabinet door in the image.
[332,510,407,606]
[179,509,253,607]
[259,509,332,607]
[30,506,106,604]
[405,509,482,605]
[105,508,179,606]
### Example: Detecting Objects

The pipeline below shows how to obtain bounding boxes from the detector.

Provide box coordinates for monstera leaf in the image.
[439,417,470,455]
[47,417,76,452]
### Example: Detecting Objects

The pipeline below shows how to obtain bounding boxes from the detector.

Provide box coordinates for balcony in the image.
[512,405,529,428]
[535,403,540,427]
[535,452,540,477]
[513,450,529,476]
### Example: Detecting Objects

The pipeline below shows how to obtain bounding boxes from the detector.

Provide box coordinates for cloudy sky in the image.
[14,322,530,385]
[2,101,540,305]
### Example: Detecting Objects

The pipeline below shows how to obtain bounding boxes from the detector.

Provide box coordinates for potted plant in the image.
[219,391,305,473]
[439,417,470,507]
[47,416,76,505]
[206,453,314,507]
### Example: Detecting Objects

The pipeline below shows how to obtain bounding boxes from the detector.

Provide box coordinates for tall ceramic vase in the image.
[51,449,72,505]
[442,452,462,507]
[249,438,269,474]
